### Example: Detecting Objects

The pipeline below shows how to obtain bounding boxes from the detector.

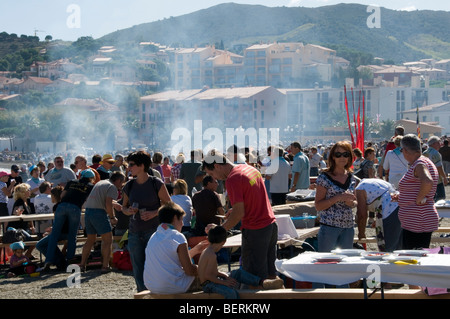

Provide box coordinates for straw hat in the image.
[100,154,115,165]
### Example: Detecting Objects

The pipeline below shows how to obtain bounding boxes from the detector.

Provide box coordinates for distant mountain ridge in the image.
[98,2,450,63]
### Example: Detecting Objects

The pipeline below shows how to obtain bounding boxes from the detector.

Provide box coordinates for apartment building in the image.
[402,101,449,136]
[172,42,342,90]
[139,86,286,147]
[30,59,81,80]
[243,42,337,88]
[174,46,217,90]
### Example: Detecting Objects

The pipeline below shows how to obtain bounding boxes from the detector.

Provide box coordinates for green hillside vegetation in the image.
[0,32,46,73]
[99,3,450,63]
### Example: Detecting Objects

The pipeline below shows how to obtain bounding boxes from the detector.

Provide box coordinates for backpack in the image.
[354,160,368,179]
[2,228,25,244]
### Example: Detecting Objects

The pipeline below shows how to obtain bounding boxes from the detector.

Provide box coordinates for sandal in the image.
[101,266,112,273]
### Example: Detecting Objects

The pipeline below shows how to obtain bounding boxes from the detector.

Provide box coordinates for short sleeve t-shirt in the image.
[423,147,444,183]
[45,168,77,186]
[316,172,357,228]
[291,152,310,189]
[84,180,118,211]
[144,223,194,294]
[226,164,275,230]
[61,180,94,208]
[122,176,163,233]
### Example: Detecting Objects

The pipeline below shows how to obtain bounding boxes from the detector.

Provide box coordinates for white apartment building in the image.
[139,86,286,148]
[172,42,343,90]
[139,83,450,146]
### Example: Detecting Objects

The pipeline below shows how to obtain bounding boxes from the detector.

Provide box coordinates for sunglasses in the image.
[128,162,137,167]
[334,151,351,158]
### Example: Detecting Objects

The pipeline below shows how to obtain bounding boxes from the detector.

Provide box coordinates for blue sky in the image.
[0,0,448,41]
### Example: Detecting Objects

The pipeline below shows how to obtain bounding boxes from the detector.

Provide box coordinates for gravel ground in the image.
[1,186,449,300]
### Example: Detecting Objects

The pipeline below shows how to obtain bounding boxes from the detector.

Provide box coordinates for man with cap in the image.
[44,156,77,187]
[97,154,115,180]
[424,136,448,201]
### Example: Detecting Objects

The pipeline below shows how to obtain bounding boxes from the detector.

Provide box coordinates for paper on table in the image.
[275,214,298,239]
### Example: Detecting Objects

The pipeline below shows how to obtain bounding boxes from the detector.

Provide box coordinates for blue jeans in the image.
[317,224,354,252]
[128,230,155,292]
[36,233,68,269]
[314,224,354,288]
[45,202,81,264]
[202,269,262,299]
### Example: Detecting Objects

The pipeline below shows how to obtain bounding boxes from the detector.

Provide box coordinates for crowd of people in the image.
[0,128,448,296]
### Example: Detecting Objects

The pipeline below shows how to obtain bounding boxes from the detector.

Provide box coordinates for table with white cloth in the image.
[435,200,450,218]
[276,252,450,294]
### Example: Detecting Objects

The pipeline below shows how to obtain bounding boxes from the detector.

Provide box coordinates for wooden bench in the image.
[0,235,124,264]
[134,288,450,299]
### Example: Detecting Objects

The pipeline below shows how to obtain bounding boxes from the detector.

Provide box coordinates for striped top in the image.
[398,156,439,233]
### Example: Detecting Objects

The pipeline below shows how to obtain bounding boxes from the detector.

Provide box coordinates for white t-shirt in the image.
[144,224,195,294]
[355,179,398,219]
[382,148,408,189]
[33,193,54,233]
[26,178,44,203]
[170,194,193,227]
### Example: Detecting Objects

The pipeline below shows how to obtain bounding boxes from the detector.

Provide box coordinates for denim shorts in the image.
[84,208,112,235]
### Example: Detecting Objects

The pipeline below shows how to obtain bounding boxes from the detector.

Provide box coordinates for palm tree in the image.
[378,120,396,140]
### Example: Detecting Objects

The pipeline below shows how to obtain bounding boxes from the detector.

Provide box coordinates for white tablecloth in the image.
[436,207,450,218]
[276,252,450,288]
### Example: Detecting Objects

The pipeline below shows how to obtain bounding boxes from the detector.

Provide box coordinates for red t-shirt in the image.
[225,164,275,230]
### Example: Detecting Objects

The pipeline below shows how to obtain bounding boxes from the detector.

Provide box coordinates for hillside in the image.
[98,3,450,63]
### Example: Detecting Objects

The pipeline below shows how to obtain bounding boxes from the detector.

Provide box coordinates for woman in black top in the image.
[121,151,171,292]
[7,183,36,259]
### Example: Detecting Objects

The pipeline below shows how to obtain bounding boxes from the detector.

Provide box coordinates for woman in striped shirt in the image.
[396,134,439,250]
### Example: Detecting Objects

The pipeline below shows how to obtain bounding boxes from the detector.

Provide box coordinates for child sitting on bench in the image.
[198,224,284,299]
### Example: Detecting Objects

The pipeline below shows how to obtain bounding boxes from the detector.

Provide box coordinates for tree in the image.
[45,35,53,42]
[378,120,396,140]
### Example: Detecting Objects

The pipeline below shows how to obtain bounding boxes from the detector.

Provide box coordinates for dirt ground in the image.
[1,186,449,300]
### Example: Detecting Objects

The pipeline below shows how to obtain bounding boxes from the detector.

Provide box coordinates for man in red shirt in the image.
[202,150,278,281]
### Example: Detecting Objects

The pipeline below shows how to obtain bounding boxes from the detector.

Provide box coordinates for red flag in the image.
[351,88,358,143]
[362,93,365,150]
[357,90,362,150]
[344,86,355,147]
